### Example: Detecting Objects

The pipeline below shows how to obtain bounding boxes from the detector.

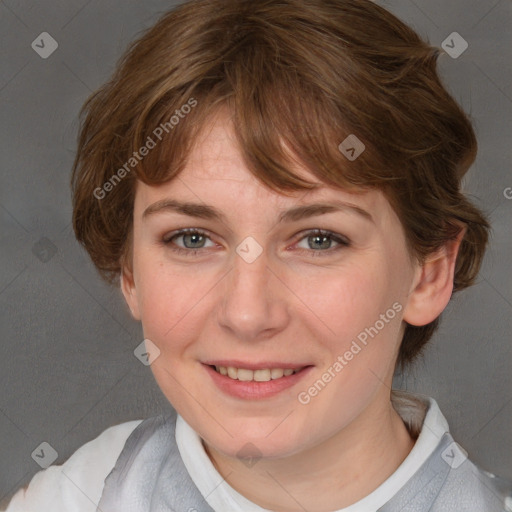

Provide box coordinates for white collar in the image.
[175,390,450,512]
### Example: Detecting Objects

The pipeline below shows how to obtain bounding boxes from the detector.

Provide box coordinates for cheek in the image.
[135,258,213,350]
[299,255,405,385]
[295,259,391,342]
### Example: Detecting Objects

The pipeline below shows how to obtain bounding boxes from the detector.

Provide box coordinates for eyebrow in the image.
[142,199,374,224]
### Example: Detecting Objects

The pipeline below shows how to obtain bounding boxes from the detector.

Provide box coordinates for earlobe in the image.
[403,226,466,327]
[120,266,141,320]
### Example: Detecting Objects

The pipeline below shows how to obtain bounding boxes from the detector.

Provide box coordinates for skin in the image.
[121,108,464,511]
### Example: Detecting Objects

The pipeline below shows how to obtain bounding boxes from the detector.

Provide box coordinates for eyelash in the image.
[162,228,350,258]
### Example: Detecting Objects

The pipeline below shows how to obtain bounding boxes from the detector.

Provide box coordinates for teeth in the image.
[254,369,271,381]
[237,368,254,381]
[214,365,302,381]
[271,368,284,379]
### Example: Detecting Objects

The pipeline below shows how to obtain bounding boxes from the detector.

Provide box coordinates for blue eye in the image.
[162,228,350,257]
[295,229,350,256]
[162,228,214,256]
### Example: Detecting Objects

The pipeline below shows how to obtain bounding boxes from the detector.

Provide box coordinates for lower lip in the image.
[203,364,314,400]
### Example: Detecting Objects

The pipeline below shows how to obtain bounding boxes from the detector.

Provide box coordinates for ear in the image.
[403,225,466,326]
[120,264,141,321]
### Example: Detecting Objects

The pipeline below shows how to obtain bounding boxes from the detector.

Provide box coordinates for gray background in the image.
[0,0,511,505]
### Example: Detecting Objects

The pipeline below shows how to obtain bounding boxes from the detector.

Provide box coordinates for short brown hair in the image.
[71,0,490,370]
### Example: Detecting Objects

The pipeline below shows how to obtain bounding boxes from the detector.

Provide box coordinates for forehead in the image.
[134,108,386,218]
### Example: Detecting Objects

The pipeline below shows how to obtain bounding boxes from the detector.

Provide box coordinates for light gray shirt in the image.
[97,390,512,512]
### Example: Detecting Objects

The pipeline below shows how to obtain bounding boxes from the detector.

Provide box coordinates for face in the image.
[121,109,421,460]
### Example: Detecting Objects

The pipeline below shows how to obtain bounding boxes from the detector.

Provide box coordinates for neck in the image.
[203,390,415,512]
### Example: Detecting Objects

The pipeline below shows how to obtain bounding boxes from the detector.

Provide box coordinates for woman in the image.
[5,0,511,510]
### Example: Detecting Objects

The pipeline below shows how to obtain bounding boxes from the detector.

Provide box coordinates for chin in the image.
[200,418,308,460]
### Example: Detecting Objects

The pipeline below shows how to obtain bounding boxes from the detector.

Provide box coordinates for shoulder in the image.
[421,430,512,511]
[389,391,512,511]
[1,419,143,512]
[434,454,512,512]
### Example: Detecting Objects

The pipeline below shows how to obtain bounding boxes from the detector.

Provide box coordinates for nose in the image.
[216,241,290,342]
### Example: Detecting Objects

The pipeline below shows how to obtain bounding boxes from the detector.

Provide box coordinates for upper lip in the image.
[202,360,312,370]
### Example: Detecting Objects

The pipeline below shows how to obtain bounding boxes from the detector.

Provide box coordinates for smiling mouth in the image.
[209,365,307,382]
